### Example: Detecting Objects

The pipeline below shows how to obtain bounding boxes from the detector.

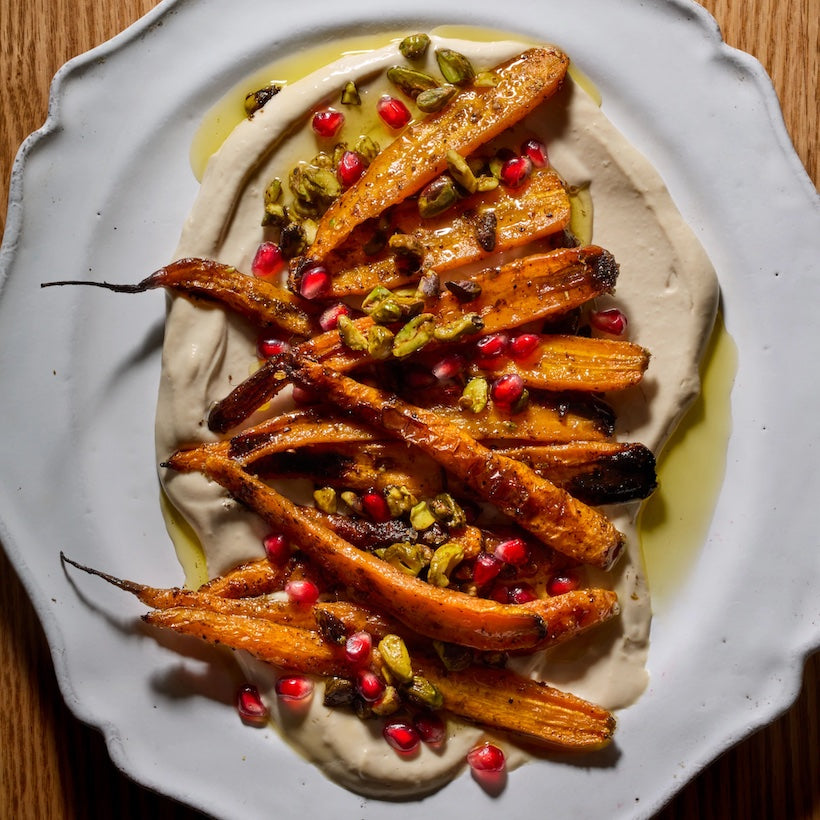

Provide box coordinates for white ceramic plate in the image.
[1,1,818,817]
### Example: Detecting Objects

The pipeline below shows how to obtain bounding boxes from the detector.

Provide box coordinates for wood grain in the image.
[0,1,816,818]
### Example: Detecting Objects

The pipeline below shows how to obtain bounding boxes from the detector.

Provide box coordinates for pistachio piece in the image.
[323,677,356,708]
[367,324,395,359]
[444,279,482,302]
[473,209,497,251]
[340,490,362,514]
[459,377,489,413]
[279,222,307,258]
[476,175,500,192]
[302,164,342,201]
[435,49,475,86]
[314,609,348,645]
[432,313,484,343]
[418,175,458,218]
[244,84,281,117]
[429,493,466,529]
[340,80,361,106]
[392,313,435,357]
[433,640,473,672]
[337,315,368,351]
[405,675,444,710]
[362,285,394,311]
[445,150,478,194]
[378,634,413,684]
[387,66,439,99]
[367,298,403,324]
[399,33,431,60]
[354,134,380,164]
[427,541,464,588]
[261,177,286,226]
[416,84,458,113]
[313,486,337,514]
[377,542,431,576]
[409,501,437,531]
[371,685,401,716]
[416,270,441,298]
[388,232,425,260]
[385,485,418,517]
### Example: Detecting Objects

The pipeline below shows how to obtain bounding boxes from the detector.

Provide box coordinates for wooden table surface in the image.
[1,1,817,817]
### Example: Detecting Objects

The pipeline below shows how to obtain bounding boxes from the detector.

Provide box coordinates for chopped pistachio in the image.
[371,685,401,715]
[261,177,286,226]
[432,313,484,343]
[367,324,395,359]
[314,609,348,645]
[399,33,431,60]
[340,80,361,106]
[367,298,403,324]
[362,285,393,311]
[340,490,362,514]
[444,279,482,302]
[512,388,531,413]
[433,640,473,672]
[476,175,500,192]
[388,232,425,260]
[459,377,489,413]
[279,222,307,258]
[378,635,413,684]
[473,209,497,251]
[435,49,475,86]
[405,675,444,710]
[409,501,437,531]
[418,175,458,219]
[337,315,368,351]
[387,66,440,99]
[323,677,356,707]
[244,84,281,117]
[416,270,440,298]
[313,486,337,514]
[416,84,458,113]
[429,493,466,529]
[354,134,380,163]
[427,541,464,588]
[385,485,418,517]
[301,217,318,246]
[377,541,431,576]
[392,313,435,357]
[446,150,477,194]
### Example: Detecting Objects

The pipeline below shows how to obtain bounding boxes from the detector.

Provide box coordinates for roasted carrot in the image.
[307,47,570,261]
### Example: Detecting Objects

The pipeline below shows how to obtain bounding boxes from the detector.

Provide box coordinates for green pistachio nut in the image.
[371,685,401,716]
[459,377,489,413]
[415,84,458,113]
[399,33,431,60]
[387,66,440,99]
[362,285,393,312]
[377,541,431,576]
[337,315,369,351]
[367,324,395,359]
[378,634,413,684]
[435,49,476,86]
[427,541,465,587]
[323,677,356,707]
[433,640,473,672]
[446,150,478,194]
[429,493,466,529]
[384,485,418,517]
[406,675,444,710]
[418,176,458,219]
[354,135,380,163]
[473,71,500,88]
[279,222,307,258]
[313,486,337,514]
[444,279,482,302]
[476,175,500,192]
[340,80,361,106]
[340,490,362,514]
[244,84,281,117]
[392,313,435,357]
[432,313,484,343]
[409,501,437,531]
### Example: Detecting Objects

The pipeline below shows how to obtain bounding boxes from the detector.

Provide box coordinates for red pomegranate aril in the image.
[383,720,420,753]
[508,582,538,604]
[508,333,540,360]
[499,155,533,188]
[473,552,503,587]
[589,307,628,337]
[377,95,411,129]
[344,631,373,664]
[298,265,331,300]
[275,675,314,702]
[337,150,366,187]
[357,669,386,702]
[312,108,345,138]
[318,302,352,331]
[263,532,290,563]
[291,384,317,405]
[467,742,505,772]
[489,583,510,604]
[431,354,464,381]
[521,138,549,168]
[236,684,269,724]
[491,373,525,407]
[493,537,530,567]
[361,490,391,522]
[475,332,508,359]
[548,572,581,596]
[414,712,446,745]
[285,579,320,605]
[257,336,291,359]
[251,241,284,277]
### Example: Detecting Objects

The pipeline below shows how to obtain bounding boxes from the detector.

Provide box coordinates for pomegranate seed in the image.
[298,265,331,300]
[356,669,386,702]
[383,720,420,753]
[491,373,525,407]
[467,742,505,772]
[431,354,464,381]
[312,108,344,138]
[318,302,352,331]
[285,579,320,605]
[275,675,314,702]
[263,532,290,563]
[251,241,284,277]
[548,572,580,596]
[499,155,533,188]
[344,631,373,664]
[473,552,503,587]
[377,95,411,129]
[475,333,508,359]
[236,684,269,725]
[521,138,549,168]
[361,490,391,522]
[291,384,317,404]
[508,333,539,359]
[404,366,438,389]
[589,307,628,336]
[489,583,510,603]
[494,537,530,567]
[508,582,538,604]
[257,336,291,359]
[414,712,446,745]
[337,150,366,187]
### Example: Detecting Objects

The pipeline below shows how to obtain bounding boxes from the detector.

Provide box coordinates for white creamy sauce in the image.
[155,36,718,797]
